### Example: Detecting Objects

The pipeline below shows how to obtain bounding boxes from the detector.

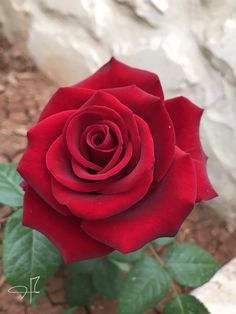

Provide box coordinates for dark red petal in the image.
[91,120,123,174]
[85,124,117,167]
[81,148,197,253]
[52,118,154,220]
[165,96,204,159]
[100,115,155,194]
[77,57,164,100]
[46,136,114,192]
[18,110,77,215]
[52,170,153,220]
[23,186,113,263]
[106,85,175,182]
[80,91,140,172]
[71,141,132,180]
[39,87,95,121]
[65,104,128,172]
[194,159,218,201]
[165,96,217,201]
[78,121,123,174]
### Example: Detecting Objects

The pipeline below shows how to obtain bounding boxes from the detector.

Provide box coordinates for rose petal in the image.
[65,104,128,172]
[52,117,154,219]
[83,123,117,167]
[80,91,141,172]
[89,120,123,174]
[71,141,133,180]
[194,159,218,201]
[165,97,205,158]
[106,85,175,182]
[46,136,115,192]
[52,169,153,220]
[165,96,217,201]
[81,147,197,253]
[23,186,113,263]
[39,87,95,121]
[77,57,164,100]
[18,110,78,215]
[99,115,155,194]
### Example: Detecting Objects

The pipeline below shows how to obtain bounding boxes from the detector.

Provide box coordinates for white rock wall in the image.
[192,258,236,314]
[1,0,236,227]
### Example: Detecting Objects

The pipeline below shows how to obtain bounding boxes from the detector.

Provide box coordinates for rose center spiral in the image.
[85,124,117,152]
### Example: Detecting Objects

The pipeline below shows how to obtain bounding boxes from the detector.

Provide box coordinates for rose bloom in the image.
[18,58,217,263]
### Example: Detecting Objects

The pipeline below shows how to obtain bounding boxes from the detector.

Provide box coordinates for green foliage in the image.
[65,273,96,307]
[3,209,62,303]
[68,259,99,275]
[65,259,99,308]
[163,295,211,314]
[63,307,78,314]
[109,260,131,272]
[118,257,170,314]
[153,237,175,246]
[165,243,219,287]
[92,259,122,299]
[108,247,146,263]
[0,163,23,207]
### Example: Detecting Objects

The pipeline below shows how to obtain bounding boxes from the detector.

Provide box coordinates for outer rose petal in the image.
[81,148,197,253]
[52,171,153,220]
[18,110,78,215]
[23,186,113,263]
[106,85,175,182]
[77,57,164,100]
[165,96,204,159]
[39,87,95,121]
[165,96,217,201]
[194,159,217,202]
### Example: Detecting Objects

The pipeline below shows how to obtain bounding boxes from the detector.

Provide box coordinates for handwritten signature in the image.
[8,276,40,304]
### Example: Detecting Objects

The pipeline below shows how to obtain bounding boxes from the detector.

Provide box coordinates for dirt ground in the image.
[0,34,236,314]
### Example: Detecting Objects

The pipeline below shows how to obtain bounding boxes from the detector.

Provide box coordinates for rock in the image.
[192,258,236,314]
[0,0,236,228]
[150,0,169,13]
[0,84,6,93]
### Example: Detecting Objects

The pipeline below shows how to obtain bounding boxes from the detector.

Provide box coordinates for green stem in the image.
[148,243,164,265]
[149,243,180,302]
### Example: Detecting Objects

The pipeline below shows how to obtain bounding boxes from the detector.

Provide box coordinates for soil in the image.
[0,34,236,314]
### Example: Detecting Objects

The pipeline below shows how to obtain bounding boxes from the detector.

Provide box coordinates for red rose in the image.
[18,58,217,263]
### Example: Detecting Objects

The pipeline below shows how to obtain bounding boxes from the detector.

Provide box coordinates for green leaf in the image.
[165,243,219,287]
[118,257,170,314]
[68,259,99,275]
[0,163,23,207]
[153,237,175,246]
[108,247,146,263]
[65,273,96,307]
[64,308,78,314]
[3,209,62,303]
[163,295,210,314]
[110,260,131,272]
[92,259,122,299]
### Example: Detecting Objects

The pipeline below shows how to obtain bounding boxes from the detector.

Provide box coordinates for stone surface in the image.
[192,258,236,314]
[0,0,236,227]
